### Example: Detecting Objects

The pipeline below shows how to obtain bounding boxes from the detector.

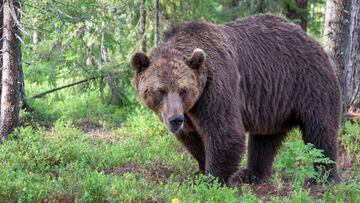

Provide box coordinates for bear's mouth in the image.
[168,123,184,134]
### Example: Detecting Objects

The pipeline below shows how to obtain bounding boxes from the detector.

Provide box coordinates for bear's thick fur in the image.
[131,15,341,185]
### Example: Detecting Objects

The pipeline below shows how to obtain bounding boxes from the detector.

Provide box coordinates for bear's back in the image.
[224,15,339,133]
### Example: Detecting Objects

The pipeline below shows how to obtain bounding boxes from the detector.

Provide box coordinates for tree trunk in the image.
[100,22,108,63]
[346,0,360,107]
[0,0,3,104]
[297,0,308,31]
[232,0,239,8]
[231,0,240,20]
[32,30,39,44]
[18,35,25,109]
[154,0,160,47]
[15,0,25,110]
[287,0,308,31]
[258,0,265,13]
[100,22,121,105]
[139,0,146,52]
[323,0,351,117]
[0,0,22,141]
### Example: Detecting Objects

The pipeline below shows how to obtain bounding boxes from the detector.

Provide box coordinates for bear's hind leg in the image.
[230,133,286,185]
[300,119,340,183]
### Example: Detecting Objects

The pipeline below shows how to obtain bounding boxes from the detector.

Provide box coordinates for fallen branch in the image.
[345,103,360,120]
[30,67,125,100]
[346,112,360,119]
[31,76,102,99]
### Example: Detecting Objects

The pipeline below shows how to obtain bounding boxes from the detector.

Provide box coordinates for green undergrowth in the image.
[2,94,360,201]
[21,81,133,129]
[340,122,360,160]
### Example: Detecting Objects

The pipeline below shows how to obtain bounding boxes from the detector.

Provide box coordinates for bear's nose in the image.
[168,115,184,128]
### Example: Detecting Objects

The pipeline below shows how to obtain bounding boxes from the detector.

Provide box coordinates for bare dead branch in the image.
[31,76,101,99]
[30,70,123,100]
[345,103,360,119]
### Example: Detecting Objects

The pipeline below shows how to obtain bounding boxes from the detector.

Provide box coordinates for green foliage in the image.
[289,188,313,203]
[236,0,288,16]
[78,171,108,202]
[164,175,239,203]
[23,0,138,106]
[274,140,334,185]
[322,182,360,203]
[340,122,360,160]
[20,78,138,130]
[1,106,360,202]
[0,116,236,202]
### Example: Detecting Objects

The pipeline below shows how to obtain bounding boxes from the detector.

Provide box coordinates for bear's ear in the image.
[186,48,206,70]
[131,52,150,74]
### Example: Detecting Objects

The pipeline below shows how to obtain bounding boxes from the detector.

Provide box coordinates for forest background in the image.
[0,0,358,202]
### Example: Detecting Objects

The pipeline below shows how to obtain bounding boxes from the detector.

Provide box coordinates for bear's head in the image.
[131,48,206,134]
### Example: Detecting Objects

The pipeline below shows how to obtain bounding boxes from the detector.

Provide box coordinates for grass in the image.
[1,85,359,202]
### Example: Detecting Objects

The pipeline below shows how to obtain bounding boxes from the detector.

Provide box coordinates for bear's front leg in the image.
[191,106,245,185]
[175,117,206,173]
[204,133,244,184]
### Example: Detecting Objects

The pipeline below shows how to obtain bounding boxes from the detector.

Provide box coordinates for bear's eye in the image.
[179,87,188,99]
[156,88,167,99]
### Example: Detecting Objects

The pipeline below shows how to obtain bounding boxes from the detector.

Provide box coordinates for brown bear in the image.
[130,14,341,185]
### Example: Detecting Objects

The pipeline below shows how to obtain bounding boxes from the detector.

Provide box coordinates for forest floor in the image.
[80,121,358,202]
[0,90,359,202]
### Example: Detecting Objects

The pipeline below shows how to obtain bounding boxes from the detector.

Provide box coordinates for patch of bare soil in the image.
[76,119,119,144]
[250,180,338,201]
[104,162,174,184]
[308,185,328,199]
[85,130,116,144]
[338,153,357,180]
[250,182,293,202]
[77,119,103,133]
[104,163,141,176]
[144,163,174,183]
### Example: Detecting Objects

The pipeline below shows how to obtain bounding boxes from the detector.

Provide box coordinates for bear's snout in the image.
[168,114,184,133]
